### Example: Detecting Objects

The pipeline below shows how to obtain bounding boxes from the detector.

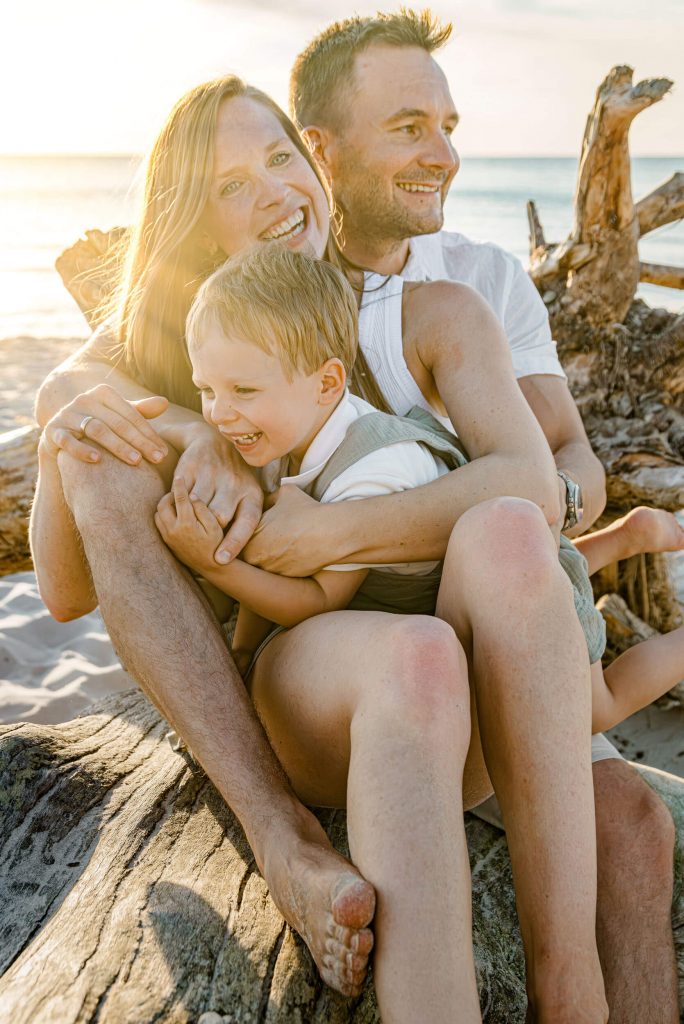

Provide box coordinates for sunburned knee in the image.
[448,497,558,589]
[370,617,471,729]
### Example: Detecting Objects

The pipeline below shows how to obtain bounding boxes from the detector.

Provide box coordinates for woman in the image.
[32,76,607,1022]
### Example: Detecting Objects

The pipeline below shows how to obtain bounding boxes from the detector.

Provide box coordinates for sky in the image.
[3,0,683,156]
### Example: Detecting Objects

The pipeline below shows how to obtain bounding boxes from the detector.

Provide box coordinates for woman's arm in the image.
[243,281,560,576]
[29,442,96,620]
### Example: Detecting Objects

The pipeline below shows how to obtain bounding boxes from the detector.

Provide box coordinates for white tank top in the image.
[358,272,453,432]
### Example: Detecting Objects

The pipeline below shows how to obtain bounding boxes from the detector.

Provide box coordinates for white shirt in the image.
[259,393,448,573]
[401,230,566,380]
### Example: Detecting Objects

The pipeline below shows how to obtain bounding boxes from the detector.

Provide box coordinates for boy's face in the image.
[190,324,337,469]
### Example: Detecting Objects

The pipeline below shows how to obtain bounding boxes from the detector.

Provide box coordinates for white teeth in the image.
[231,432,261,444]
[397,183,440,193]
[263,208,305,240]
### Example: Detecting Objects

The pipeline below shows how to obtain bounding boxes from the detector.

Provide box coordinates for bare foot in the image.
[263,826,375,997]
[621,506,684,556]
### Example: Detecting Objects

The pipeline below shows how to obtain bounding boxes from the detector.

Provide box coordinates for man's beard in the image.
[334,157,445,248]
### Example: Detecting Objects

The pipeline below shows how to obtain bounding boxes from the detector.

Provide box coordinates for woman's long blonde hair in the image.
[108,74,388,412]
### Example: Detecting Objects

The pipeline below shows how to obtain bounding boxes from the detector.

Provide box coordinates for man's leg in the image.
[593,756,678,1023]
[57,451,375,991]
[437,497,608,1024]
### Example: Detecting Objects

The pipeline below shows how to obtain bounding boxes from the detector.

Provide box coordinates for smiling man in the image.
[281,10,678,1022]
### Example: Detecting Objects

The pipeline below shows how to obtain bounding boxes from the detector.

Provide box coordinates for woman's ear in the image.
[318,358,347,405]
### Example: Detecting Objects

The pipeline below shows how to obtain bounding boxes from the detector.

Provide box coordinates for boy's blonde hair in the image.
[186,244,358,379]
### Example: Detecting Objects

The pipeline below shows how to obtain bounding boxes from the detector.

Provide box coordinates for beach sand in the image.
[1,335,683,780]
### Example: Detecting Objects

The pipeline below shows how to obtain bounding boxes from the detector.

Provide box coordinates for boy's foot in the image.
[263,828,375,997]
[621,506,684,557]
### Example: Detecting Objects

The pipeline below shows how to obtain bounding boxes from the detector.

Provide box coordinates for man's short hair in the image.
[186,244,358,380]
[290,8,452,131]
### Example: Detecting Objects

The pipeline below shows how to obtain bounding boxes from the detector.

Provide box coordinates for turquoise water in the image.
[1,154,682,341]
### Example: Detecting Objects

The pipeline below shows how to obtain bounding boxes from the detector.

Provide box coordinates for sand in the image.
[1,335,84,432]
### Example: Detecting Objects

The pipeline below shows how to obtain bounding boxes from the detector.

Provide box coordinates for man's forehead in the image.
[350,44,455,116]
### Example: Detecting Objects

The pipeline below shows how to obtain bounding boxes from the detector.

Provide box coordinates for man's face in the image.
[322,44,460,244]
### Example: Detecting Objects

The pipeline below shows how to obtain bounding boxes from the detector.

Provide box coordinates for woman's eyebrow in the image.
[214,137,291,182]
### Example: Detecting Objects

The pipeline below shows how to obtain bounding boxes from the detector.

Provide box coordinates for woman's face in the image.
[201,97,330,260]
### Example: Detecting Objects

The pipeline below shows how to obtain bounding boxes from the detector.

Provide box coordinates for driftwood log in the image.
[1,689,683,1024]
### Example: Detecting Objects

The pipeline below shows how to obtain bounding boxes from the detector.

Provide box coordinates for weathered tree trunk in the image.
[0,426,40,575]
[527,66,683,633]
[1,690,683,1023]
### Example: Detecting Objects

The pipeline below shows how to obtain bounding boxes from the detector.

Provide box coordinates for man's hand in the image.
[172,432,264,562]
[243,485,333,576]
[41,384,169,465]
[155,478,224,573]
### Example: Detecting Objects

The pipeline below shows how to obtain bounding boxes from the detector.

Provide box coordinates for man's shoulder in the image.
[410,230,523,296]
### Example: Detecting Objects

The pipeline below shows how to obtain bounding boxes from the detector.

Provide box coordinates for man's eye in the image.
[397,124,417,135]
[443,125,456,137]
[271,151,291,166]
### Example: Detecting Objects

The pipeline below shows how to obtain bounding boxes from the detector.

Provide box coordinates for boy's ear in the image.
[318,358,346,404]
[301,125,337,182]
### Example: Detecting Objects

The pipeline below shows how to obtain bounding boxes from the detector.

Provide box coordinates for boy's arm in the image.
[154,483,368,627]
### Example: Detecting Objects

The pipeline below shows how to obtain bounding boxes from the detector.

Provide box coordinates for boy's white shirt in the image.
[258,392,449,574]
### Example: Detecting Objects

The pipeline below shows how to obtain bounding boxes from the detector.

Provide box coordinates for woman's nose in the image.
[257,171,289,209]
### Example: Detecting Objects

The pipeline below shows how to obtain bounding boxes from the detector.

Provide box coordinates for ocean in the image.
[1,154,682,345]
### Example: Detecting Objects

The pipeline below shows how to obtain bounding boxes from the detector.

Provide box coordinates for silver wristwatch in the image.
[557,471,583,530]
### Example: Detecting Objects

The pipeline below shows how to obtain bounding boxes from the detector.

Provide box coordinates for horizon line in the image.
[1,152,683,161]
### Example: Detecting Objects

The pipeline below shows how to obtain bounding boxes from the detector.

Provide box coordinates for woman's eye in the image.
[221,180,242,197]
[270,151,291,167]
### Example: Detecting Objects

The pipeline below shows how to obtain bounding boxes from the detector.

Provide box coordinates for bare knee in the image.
[594,760,675,891]
[358,617,471,745]
[445,497,563,599]
[58,450,169,535]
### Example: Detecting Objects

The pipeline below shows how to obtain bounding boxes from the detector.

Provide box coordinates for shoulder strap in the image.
[308,406,468,502]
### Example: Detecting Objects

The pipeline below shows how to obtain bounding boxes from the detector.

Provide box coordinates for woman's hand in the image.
[41,384,169,465]
[172,431,264,562]
[155,479,224,574]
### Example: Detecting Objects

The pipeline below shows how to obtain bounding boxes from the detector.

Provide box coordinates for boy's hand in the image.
[155,477,224,572]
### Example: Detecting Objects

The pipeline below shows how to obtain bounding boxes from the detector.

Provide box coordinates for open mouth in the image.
[226,431,263,452]
[396,182,441,194]
[261,207,307,243]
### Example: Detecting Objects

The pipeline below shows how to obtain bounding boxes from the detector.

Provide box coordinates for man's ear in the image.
[318,358,346,405]
[302,125,338,180]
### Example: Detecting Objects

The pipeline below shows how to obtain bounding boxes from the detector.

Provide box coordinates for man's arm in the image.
[518,374,607,536]
[244,282,560,576]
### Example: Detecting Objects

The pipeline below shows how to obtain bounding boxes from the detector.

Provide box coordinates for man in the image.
[247,10,675,1021]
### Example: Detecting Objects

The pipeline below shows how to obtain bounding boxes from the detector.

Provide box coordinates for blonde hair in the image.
[102,74,390,413]
[290,8,452,130]
[187,244,358,380]
[105,76,333,410]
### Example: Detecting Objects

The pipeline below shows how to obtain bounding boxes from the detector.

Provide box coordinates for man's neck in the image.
[341,233,411,276]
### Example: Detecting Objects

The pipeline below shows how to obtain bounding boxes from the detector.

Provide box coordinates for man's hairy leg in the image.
[593,758,678,1023]
[57,450,374,989]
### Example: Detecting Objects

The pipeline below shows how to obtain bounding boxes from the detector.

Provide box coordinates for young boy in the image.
[155,243,684,734]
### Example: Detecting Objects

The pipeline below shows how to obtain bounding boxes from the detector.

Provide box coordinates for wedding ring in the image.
[76,414,95,439]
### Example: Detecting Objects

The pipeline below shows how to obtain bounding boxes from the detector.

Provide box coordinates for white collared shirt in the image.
[401,230,566,380]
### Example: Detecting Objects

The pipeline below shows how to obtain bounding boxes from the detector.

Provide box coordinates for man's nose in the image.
[420,130,458,174]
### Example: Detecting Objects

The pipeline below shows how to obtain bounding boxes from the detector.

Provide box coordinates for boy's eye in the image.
[198,387,214,399]
[234,386,257,396]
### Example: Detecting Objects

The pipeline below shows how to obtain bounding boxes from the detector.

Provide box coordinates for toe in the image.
[331,875,376,930]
